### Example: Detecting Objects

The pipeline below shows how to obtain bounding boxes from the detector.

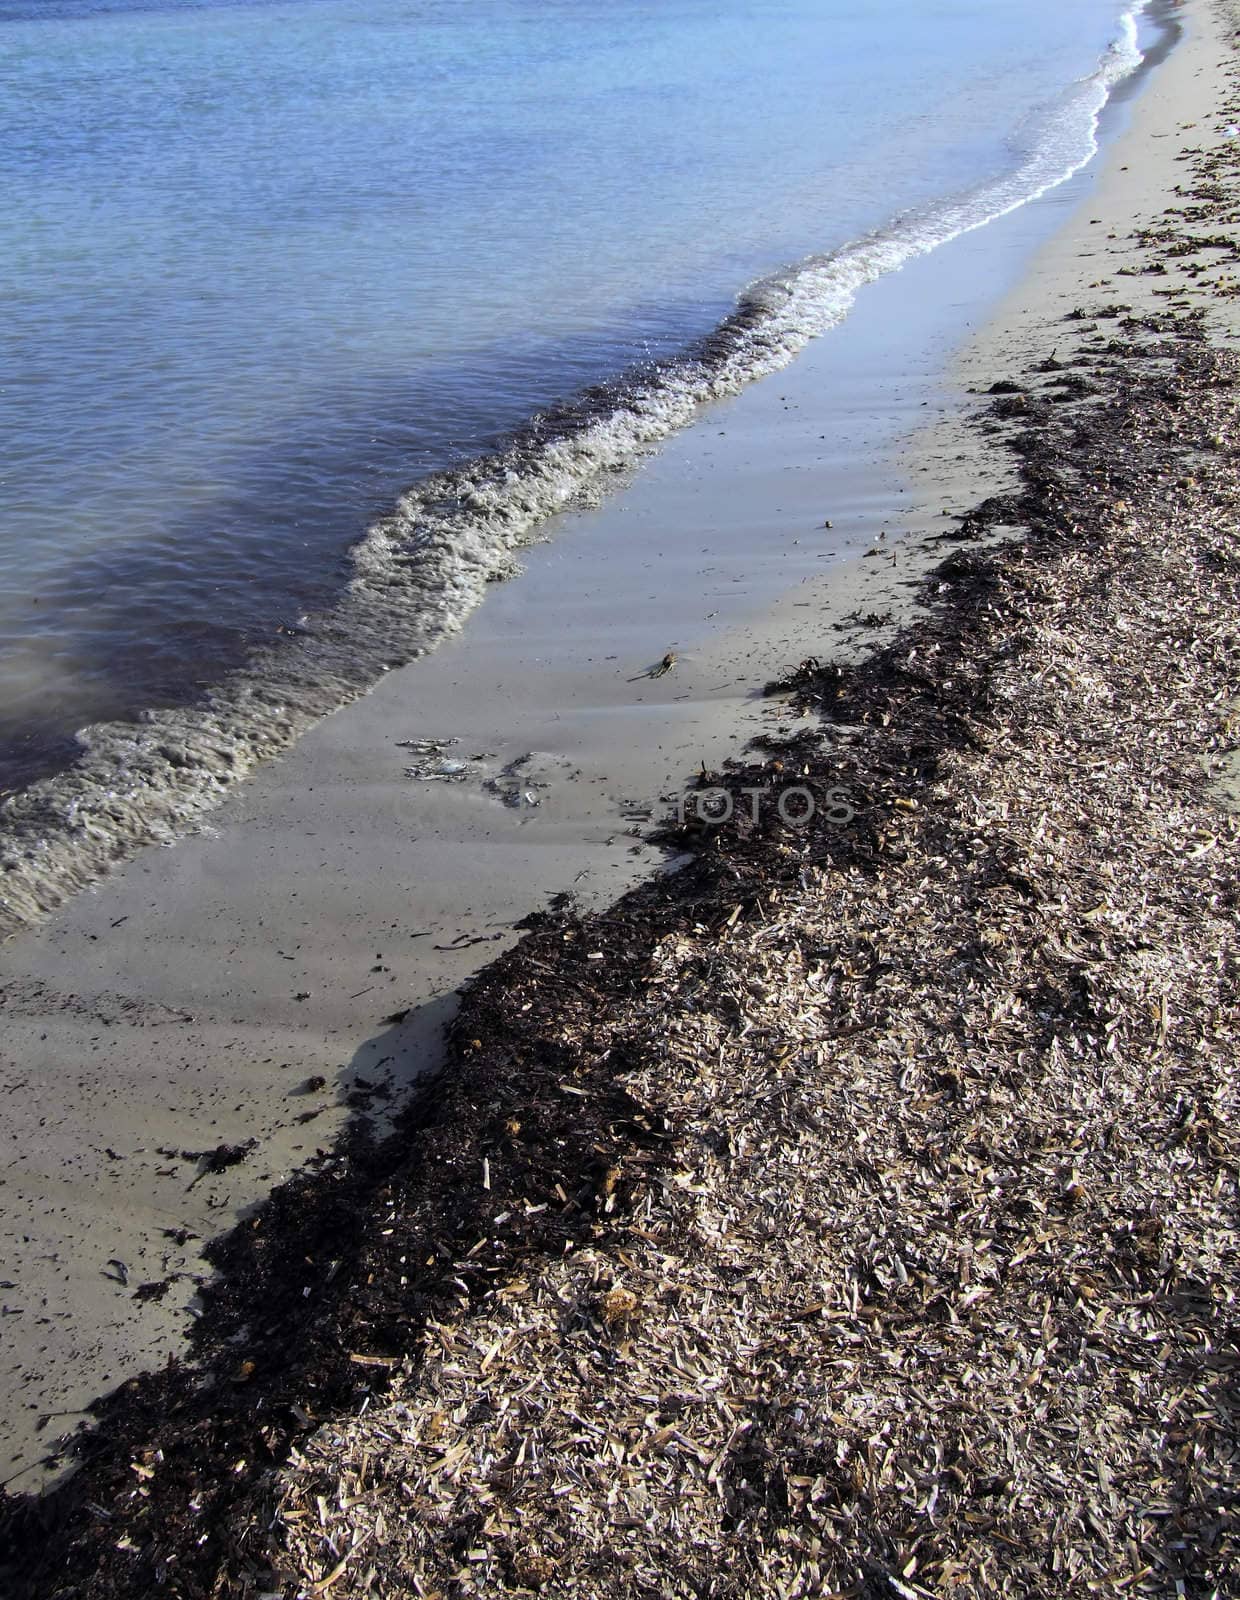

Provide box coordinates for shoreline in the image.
[3,0,1240,1589]
[0,0,1166,938]
[0,6,1189,1501]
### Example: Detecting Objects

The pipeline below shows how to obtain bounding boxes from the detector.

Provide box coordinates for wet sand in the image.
[0,0,1211,1499]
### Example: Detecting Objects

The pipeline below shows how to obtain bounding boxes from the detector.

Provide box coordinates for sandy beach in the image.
[3,0,1240,1592]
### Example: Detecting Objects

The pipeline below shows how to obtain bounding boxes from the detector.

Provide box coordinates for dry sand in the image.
[0,0,1223,1537]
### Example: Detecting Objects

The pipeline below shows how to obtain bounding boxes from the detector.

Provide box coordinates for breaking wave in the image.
[0,4,1148,938]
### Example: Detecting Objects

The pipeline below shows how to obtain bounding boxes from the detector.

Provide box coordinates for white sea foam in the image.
[0,6,1150,938]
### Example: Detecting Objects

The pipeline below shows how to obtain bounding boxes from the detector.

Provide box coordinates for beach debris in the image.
[101,1260,128,1287]
[394,737,457,754]
[599,1283,640,1330]
[132,1278,175,1304]
[431,930,504,951]
[182,1140,258,1189]
[420,757,470,779]
[404,760,474,782]
[199,1142,254,1174]
[397,736,485,783]
[628,650,678,682]
[483,750,565,808]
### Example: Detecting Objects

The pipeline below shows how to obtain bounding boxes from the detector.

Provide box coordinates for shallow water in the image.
[0,0,1152,929]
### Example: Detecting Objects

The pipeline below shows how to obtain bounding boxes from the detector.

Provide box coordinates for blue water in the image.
[0,0,1155,929]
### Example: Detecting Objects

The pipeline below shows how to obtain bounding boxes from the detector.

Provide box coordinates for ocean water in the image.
[0,0,1151,931]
